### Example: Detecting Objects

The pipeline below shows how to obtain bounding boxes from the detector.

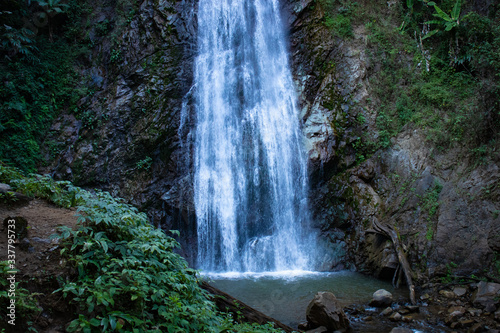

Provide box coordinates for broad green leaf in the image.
[451,0,461,20]
[433,5,451,21]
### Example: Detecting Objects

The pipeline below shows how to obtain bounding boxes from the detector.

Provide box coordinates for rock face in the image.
[472,282,500,310]
[39,0,500,278]
[369,289,393,307]
[306,292,350,332]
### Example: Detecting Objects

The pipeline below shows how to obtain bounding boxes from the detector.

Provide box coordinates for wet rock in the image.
[389,312,402,321]
[454,287,468,297]
[306,292,350,332]
[380,307,393,316]
[440,290,456,299]
[370,289,393,307]
[406,305,419,313]
[402,315,412,323]
[305,326,328,333]
[390,328,413,333]
[298,322,309,330]
[472,282,500,309]
[446,311,464,325]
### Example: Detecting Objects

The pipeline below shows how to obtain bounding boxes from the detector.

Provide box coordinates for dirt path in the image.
[0,199,79,332]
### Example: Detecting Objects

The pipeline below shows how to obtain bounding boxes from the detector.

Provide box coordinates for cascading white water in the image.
[193,0,314,272]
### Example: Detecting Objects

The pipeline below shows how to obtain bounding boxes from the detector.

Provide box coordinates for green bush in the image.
[0,166,284,332]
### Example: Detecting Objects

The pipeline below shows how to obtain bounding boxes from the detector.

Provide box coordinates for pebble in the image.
[453,287,467,297]
[380,307,393,316]
[389,312,402,321]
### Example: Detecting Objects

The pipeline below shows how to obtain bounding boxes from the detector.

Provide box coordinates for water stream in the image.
[193,0,315,272]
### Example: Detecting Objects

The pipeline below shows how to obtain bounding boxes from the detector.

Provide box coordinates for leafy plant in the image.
[0,262,40,332]
[35,0,69,42]
[136,156,152,170]
[423,0,463,39]
[0,25,38,62]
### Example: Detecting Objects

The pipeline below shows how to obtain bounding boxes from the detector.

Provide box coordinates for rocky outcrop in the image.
[287,0,500,279]
[40,0,199,261]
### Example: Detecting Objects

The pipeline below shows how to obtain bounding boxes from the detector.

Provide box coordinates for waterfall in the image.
[193,0,314,272]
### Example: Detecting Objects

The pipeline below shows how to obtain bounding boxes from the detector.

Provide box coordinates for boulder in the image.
[306,292,350,332]
[472,282,500,309]
[369,289,393,307]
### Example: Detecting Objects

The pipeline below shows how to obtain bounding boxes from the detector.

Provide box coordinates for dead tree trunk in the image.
[372,219,417,304]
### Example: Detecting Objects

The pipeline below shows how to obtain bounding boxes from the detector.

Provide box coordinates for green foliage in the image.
[0,0,90,173]
[0,262,40,332]
[0,165,284,333]
[0,38,86,172]
[319,0,358,38]
[136,156,152,170]
[423,0,463,38]
[418,180,443,241]
[440,261,458,283]
[0,25,38,63]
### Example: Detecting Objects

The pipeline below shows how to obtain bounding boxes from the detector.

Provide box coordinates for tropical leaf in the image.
[433,5,452,22]
[451,0,461,20]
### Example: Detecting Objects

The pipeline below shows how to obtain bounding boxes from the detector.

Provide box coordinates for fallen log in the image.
[372,219,416,305]
[200,281,295,332]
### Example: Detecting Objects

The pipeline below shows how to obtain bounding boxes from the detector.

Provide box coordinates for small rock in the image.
[0,183,12,192]
[305,326,328,333]
[380,307,393,316]
[390,328,413,333]
[389,312,402,321]
[31,237,51,244]
[402,315,412,323]
[469,308,483,316]
[454,287,468,297]
[298,322,308,330]
[446,311,464,325]
[364,316,373,321]
[440,290,456,299]
[370,289,393,307]
[459,319,475,328]
[406,305,420,313]
[485,303,497,313]
[469,323,484,333]
[449,306,466,314]
[420,293,431,300]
